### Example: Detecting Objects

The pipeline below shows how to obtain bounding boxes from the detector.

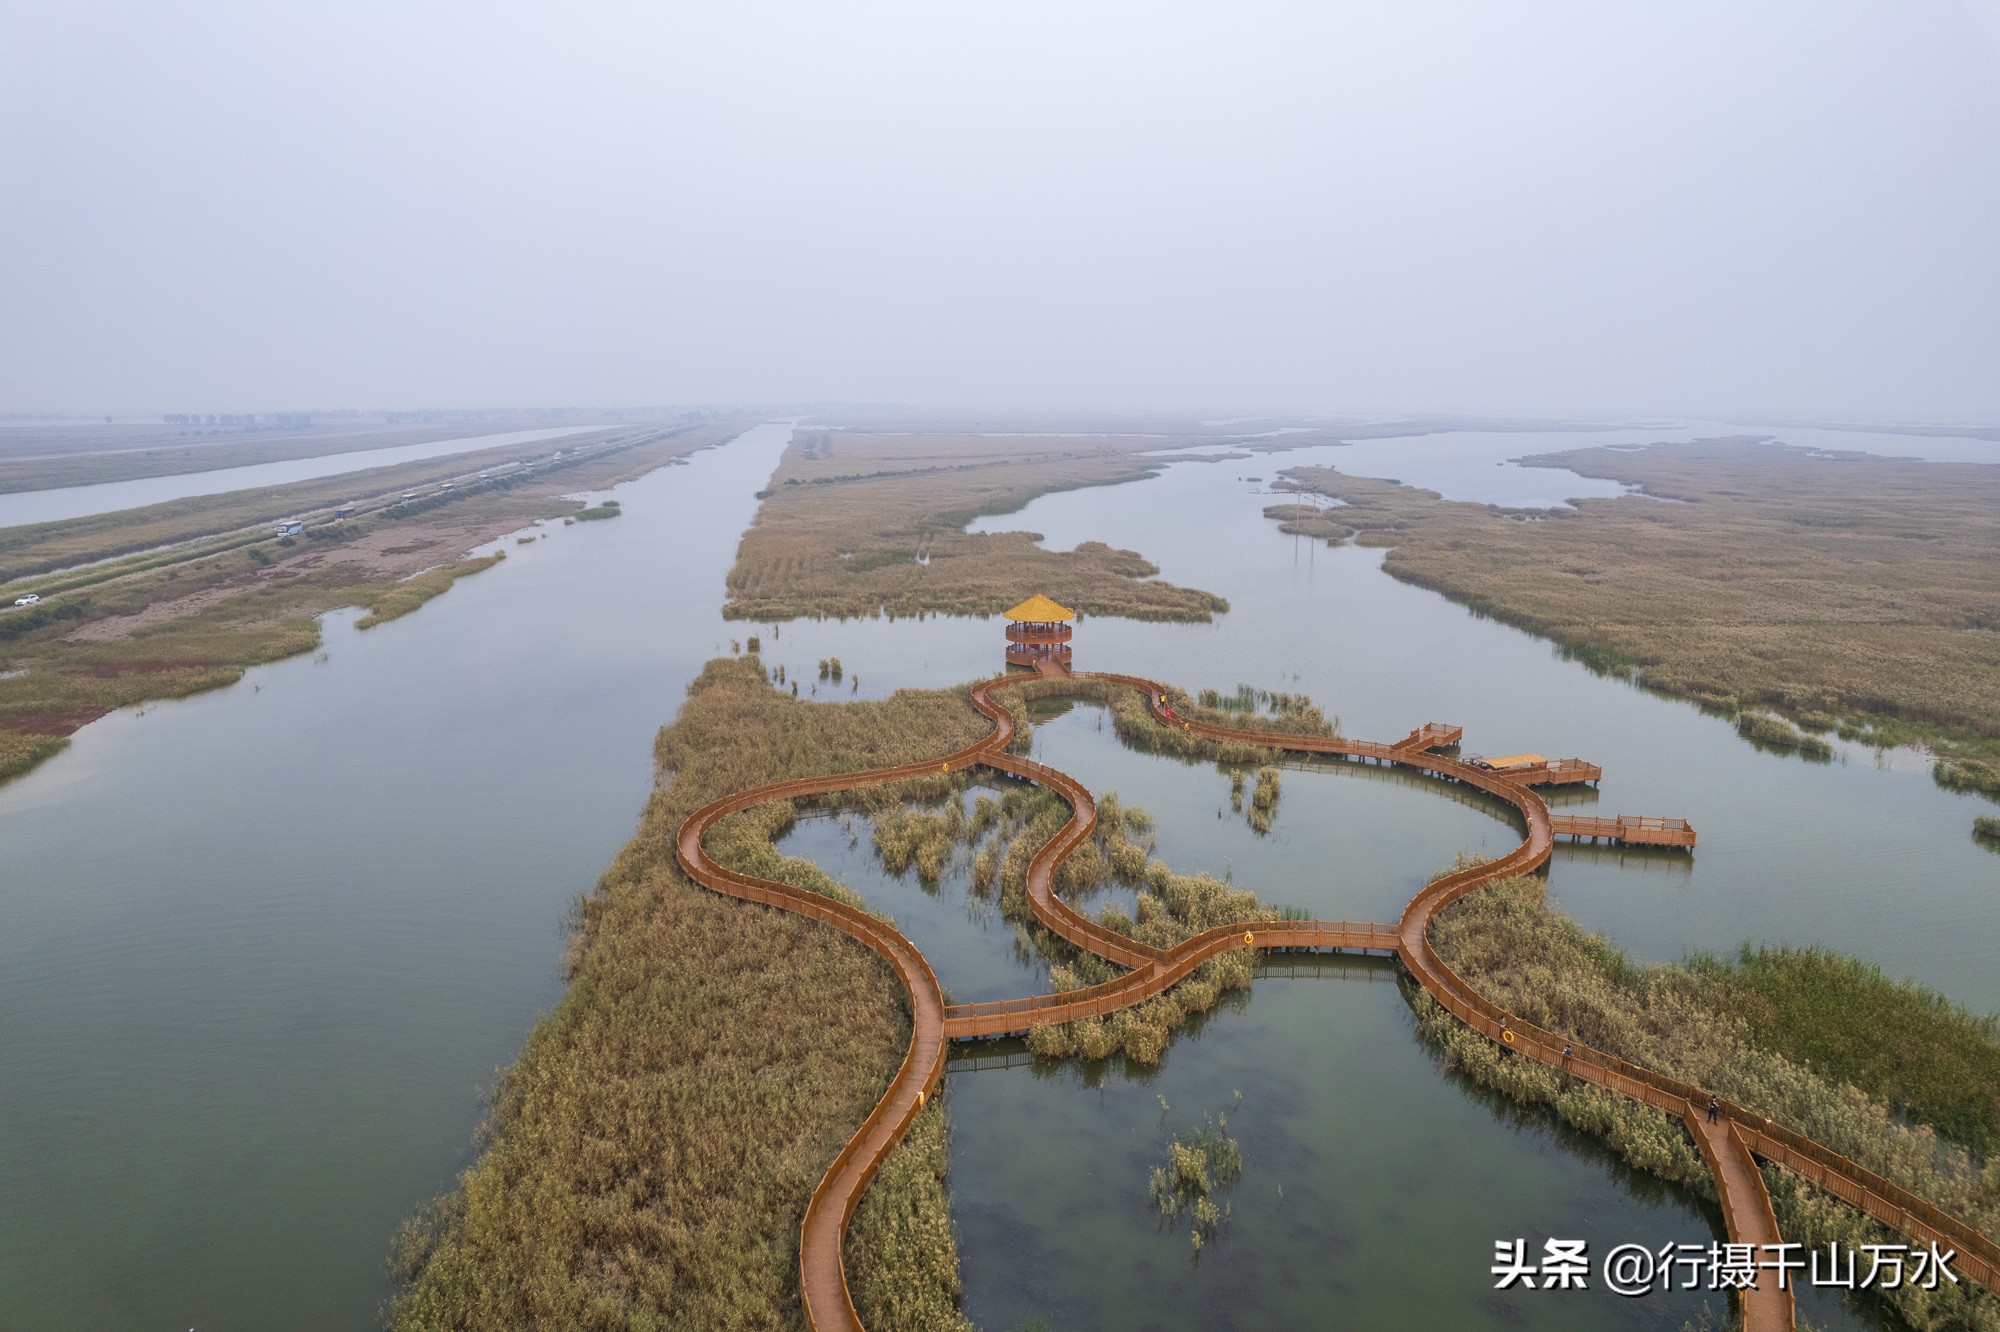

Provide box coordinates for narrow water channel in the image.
[3,420,1988,1329]
[760,438,1999,1014]
[0,424,612,529]
[0,423,788,1331]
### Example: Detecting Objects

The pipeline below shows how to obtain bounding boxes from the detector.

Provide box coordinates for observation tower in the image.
[1003,594,1074,672]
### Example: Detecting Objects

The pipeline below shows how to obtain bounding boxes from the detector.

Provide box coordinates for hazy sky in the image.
[3,2,1997,420]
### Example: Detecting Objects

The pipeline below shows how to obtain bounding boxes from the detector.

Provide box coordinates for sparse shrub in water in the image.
[1735,712,1833,760]
[1975,814,2000,842]
[1237,766,1280,833]
[1937,757,2000,797]
[872,799,964,888]
[1147,1111,1243,1251]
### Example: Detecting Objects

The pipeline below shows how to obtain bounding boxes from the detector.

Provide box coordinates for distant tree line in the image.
[161,412,315,428]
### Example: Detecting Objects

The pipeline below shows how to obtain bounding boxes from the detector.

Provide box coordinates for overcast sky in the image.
[2,2,1996,420]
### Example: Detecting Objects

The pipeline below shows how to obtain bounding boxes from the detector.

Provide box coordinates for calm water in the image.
[779,715,1863,1331]
[1254,427,1651,508]
[1718,422,2000,467]
[0,423,789,1331]
[2,419,1988,1329]
[1224,420,1998,510]
[0,425,610,529]
[758,439,1999,1013]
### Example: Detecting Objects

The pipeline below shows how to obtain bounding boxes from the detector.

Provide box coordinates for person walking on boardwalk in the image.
[1707,1094,1720,1124]
[1561,1042,1573,1072]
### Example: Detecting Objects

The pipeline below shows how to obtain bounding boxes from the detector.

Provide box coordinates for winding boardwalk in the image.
[675,669,1997,1332]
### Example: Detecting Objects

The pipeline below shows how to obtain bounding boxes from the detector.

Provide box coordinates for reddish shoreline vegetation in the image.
[0,422,748,787]
[1262,438,2000,819]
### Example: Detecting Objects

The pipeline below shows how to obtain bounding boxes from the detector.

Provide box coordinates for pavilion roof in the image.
[1003,593,1076,622]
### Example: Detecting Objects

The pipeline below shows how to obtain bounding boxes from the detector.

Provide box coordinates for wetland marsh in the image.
[4,420,1993,1330]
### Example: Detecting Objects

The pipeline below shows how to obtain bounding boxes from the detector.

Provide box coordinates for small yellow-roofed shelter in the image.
[1003,593,1075,671]
[1003,594,1075,622]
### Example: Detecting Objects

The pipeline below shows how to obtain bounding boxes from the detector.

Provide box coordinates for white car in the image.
[14,593,41,607]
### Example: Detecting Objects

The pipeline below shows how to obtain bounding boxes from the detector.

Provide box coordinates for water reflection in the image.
[0,423,790,1331]
[779,712,1867,1330]
[946,965,1780,1332]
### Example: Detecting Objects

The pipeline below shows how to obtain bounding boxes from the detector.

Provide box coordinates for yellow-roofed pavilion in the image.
[1003,594,1075,623]
[1003,594,1074,671]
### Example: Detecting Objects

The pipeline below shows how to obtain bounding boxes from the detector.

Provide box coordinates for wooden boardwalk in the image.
[675,671,1997,1332]
[1687,1101,1796,1330]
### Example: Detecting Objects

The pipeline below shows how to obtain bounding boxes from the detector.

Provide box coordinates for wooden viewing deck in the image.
[1470,754,1603,786]
[674,671,1996,1332]
[1550,813,1698,847]
[1392,721,1462,752]
[1517,756,1603,786]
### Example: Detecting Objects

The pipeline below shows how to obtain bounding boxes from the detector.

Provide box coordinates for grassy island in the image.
[390,655,990,1331]
[1266,438,2000,785]
[723,428,1230,622]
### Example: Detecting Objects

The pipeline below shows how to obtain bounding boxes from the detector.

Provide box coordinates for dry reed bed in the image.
[815,685,1324,1066]
[1429,873,2000,1330]
[390,656,989,1331]
[400,654,2000,1329]
[1271,439,2000,776]
[722,430,1229,622]
[355,552,507,629]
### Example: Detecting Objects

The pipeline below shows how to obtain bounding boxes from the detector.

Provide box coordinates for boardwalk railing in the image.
[673,667,1993,1332]
[1550,813,1698,847]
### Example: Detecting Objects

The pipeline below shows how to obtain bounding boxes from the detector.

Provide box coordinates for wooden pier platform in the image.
[1549,813,1696,848]
[1392,722,1462,752]
[1468,753,1603,786]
